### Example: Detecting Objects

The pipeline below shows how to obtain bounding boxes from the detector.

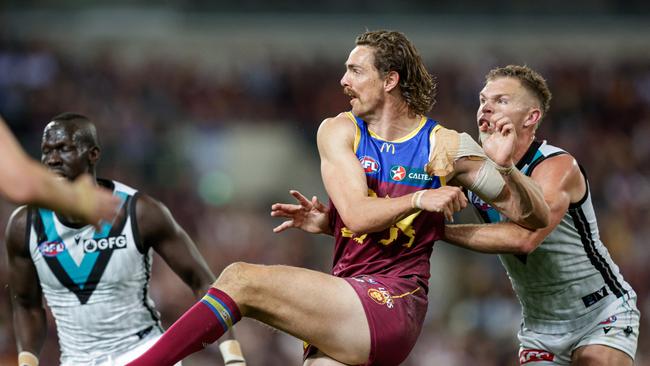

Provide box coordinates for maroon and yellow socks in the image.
[127,288,241,365]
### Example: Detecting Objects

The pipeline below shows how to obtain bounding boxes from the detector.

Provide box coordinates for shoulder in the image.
[134,193,176,237]
[531,152,584,194]
[317,112,358,147]
[5,206,30,254]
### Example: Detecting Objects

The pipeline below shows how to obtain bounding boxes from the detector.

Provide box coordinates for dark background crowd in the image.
[0,2,649,365]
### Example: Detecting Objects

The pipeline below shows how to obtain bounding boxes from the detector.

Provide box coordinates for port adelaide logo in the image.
[390,165,432,183]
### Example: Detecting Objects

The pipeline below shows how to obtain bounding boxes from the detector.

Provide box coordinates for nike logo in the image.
[603,326,613,334]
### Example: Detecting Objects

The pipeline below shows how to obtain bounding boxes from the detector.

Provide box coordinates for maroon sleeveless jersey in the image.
[328,113,445,292]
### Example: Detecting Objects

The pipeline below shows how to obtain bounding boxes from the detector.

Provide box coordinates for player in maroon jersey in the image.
[128,30,548,366]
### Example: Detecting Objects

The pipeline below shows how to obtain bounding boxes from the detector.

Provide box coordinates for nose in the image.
[43,151,62,167]
[340,72,350,88]
[481,100,494,114]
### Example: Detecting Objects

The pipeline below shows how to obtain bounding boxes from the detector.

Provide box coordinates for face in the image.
[41,122,95,180]
[340,45,386,118]
[477,77,539,143]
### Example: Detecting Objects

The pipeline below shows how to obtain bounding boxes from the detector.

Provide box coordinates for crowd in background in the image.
[0,40,648,365]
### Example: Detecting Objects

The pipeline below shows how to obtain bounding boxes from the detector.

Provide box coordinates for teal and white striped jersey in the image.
[468,140,635,334]
[28,180,162,364]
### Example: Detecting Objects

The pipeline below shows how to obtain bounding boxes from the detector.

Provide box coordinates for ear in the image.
[384,70,400,92]
[523,108,541,129]
[87,146,101,165]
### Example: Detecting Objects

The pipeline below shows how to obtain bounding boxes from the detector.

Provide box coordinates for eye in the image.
[61,146,74,152]
[498,98,508,104]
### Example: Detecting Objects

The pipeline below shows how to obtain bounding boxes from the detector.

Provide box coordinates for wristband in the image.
[495,164,515,176]
[18,351,39,366]
[411,190,425,210]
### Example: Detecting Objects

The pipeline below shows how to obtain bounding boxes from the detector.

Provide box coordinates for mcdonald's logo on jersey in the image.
[380,143,395,154]
[359,156,380,174]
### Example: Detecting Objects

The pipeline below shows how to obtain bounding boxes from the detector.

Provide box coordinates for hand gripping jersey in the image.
[468,141,635,333]
[27,180,162,364]
[328,113,445,292]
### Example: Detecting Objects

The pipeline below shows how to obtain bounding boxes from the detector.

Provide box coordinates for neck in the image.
[514,131,536,164]
[363,101,422,141]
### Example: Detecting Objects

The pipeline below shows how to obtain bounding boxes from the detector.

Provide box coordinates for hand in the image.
[417,186,467,222]
[271,190,331,234]
[73,174,122,228]
[479,112,516,168]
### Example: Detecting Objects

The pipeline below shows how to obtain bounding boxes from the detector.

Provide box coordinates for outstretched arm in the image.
[0,115,120,227]
[136,194,214,297]
[318,114,466,234]
[445,154,581,254]
[6,207,47,366]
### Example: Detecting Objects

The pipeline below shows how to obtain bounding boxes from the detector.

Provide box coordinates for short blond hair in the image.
[486,65,552,117]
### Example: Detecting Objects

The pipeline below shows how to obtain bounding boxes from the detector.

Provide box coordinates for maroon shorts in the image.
[304,274,428,366]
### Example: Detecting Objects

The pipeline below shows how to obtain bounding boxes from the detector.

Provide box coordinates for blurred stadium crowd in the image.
[0,34,648,365]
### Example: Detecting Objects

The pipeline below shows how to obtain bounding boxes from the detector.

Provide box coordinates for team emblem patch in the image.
[38,241,66,257]
[367,287,394,308]
[359,156,380,174]
[390,165,406,181]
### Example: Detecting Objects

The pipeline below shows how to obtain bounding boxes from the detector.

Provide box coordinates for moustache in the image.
[343,88,357,98]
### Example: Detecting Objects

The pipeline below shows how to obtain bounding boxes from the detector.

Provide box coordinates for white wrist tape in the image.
[18,351,39,366]
[469,160,506,202]
[219,340,246,365]
[411,191,425,210]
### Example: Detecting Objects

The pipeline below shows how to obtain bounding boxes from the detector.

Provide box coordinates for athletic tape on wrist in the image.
[219,340,246,365]
[411,191,425,210]
[18,351,39,366]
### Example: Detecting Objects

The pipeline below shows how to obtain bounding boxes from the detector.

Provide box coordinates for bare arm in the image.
[445,154,582,254]
[0,116,120,226]
[136,194,215,298]
[6,207,47,358]
[317,114,465,234]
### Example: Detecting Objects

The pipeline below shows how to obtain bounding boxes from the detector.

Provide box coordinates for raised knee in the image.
[214,262,252,288]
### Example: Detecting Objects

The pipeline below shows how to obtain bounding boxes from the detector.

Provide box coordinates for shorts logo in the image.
[603,326,613,334]
[38,241,66,257]
[359,156,380,174]
[599,315,617,325]
[390,166,406,181]
[519,349,554,364]
[367,287,394,309]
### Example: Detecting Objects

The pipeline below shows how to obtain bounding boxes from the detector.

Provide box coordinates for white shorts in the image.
[61,334,182,366]
[517,294,639,365]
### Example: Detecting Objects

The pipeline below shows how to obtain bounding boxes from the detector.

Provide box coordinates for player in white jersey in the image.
[0,112,119,228]
[5,113,246,366]
[443,65,639,365]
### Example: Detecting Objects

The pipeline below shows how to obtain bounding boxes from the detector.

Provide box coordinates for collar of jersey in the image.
[367,116,427,143]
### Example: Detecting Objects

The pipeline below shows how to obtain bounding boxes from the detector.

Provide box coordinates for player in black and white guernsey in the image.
[6,113,246,366]
[444,66,639,365]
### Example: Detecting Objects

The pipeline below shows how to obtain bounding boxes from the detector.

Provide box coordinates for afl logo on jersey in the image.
[38,241,66,257]
[390,165,407,181]
[359,156,380,174]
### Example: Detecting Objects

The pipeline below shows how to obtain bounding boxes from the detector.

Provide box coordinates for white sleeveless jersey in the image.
[468,141,634,334]
[28,180,162,364]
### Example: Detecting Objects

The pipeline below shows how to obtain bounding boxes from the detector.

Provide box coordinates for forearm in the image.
[13,305,47,355]
[496,168,549,229]
[338,193,417,234]
[444,223,535,254]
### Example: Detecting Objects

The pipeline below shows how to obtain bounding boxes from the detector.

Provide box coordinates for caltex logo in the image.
[359,156,380,174]
[390,165,407,181]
